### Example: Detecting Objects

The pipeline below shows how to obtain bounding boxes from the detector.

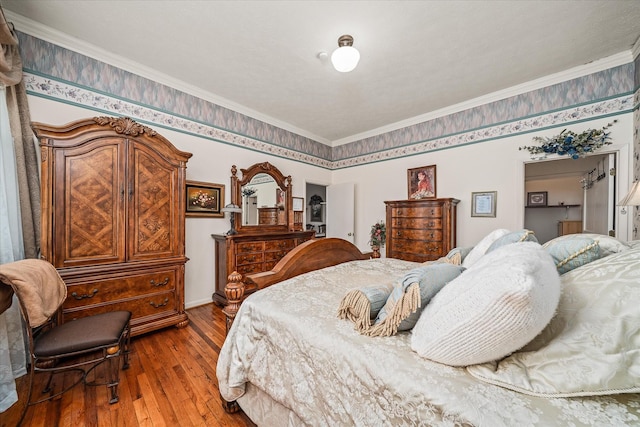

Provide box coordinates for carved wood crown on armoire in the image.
[34,116,193,336]
[385,198,459,263]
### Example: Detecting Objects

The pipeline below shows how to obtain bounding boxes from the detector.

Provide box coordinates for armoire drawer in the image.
[63,290,177,322]
[63,269,177,309]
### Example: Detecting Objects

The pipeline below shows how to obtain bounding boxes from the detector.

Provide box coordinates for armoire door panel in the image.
[129,141,179,260]
[54,139,126,268]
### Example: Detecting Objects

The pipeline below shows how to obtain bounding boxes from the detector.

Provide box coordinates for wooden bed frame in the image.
[221,238,370,332]
[220,237,370,413]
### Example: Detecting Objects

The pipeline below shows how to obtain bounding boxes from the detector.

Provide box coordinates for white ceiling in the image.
[3,1,640,145]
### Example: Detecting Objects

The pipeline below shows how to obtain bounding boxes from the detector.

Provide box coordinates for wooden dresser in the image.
[258,207,285,225]
[34,117,192,336]
[385,198,459,262]
[211,231,314,304]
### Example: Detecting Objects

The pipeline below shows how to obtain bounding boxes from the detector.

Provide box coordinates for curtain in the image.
[0,7,38,413]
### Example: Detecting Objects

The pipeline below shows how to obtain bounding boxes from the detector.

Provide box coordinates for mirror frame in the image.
[230,162,293,233]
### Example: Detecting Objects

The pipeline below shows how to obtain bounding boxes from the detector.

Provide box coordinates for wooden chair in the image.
[0,259,131,424]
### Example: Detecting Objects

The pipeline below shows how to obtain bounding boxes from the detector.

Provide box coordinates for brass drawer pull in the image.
[150,277,170,287]
[150,298,169,308]
[71,288,98,300]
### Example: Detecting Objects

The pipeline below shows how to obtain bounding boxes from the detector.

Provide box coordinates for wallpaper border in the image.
[25,71,633,171]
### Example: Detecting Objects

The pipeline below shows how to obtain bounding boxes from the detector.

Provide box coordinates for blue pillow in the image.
[486,229,538,253]
[367,263,465,336]
[542,237,600,274]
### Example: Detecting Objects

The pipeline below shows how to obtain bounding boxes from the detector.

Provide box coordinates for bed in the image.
[216,235,640,426]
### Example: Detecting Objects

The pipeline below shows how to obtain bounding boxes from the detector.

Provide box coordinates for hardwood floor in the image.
[2,304,256,427]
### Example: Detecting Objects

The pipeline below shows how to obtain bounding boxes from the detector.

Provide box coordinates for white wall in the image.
[27,97,332,308]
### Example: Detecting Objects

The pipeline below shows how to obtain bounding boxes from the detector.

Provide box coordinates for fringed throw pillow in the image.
[365,263,465,337]
[337,282,394,332]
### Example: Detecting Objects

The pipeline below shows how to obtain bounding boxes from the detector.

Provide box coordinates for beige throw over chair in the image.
[0,259,131,424]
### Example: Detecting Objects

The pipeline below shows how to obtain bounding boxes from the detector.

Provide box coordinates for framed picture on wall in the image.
[185,180,224,217]
[471,191,497,217]
[292,197,304,212]
[527,191,548,207]
[407,165,437,199]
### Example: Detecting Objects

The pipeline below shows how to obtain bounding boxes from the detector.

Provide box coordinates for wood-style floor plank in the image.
[1,304,255,427]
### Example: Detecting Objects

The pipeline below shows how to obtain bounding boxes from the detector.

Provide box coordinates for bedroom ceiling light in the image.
[331,34,360,73]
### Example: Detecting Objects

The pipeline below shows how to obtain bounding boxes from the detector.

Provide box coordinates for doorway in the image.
[524,154,614,243]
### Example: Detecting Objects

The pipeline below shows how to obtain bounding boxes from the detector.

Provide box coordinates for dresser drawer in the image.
[63,269,177,309]
[265,250,289,262]
[392,229,443,241]
[264,239,295,251]
[392,239,443,254]
[236,252,264,265]
[63,290,177,322]
[392,217,442,229]
[389,251,441,263]
[391,206,442,218]
[237,263,263,275]
[237,242,264,253]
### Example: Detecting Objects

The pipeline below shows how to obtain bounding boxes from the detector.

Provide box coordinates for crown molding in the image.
[5,10,331,146]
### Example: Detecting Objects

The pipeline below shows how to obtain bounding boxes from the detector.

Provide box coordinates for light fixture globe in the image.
[331,34,360,73]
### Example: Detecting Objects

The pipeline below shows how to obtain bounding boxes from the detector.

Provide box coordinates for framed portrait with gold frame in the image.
[407,165,437,199]
[185,180,224,217]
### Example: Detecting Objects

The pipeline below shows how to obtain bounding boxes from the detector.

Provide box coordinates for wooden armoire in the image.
[385,198,459,263]
[34,117,192,336]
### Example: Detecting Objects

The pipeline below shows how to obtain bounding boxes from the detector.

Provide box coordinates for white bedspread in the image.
[217,258,640,426]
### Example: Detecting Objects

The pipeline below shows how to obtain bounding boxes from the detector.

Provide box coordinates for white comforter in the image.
[217,258,639,426]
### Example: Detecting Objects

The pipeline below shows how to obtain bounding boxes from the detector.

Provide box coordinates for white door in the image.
[326,182,355,242]
[583,153,615,236]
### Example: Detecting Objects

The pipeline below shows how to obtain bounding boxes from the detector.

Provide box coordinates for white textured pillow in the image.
[467,246,640,397]
[461,228,510,268]
[411,242,561,366]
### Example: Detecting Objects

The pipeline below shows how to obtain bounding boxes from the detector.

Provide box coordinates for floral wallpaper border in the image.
[25,71,633,171]
[24,73,334,169]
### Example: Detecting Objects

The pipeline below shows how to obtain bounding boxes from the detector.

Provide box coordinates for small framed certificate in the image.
[471,191,497,217]
[292,197,304,212]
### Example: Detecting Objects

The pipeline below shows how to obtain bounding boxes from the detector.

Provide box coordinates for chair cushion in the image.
[34,311,131,358]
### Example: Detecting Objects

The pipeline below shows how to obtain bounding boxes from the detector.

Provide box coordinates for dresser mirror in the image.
[231,162,293,233]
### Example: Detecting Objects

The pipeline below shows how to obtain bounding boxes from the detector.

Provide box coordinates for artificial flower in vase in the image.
[369,220,386,258]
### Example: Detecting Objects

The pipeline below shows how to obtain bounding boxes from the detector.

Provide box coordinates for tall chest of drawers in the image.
[211,231,314,305]
[385,198,459,262]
